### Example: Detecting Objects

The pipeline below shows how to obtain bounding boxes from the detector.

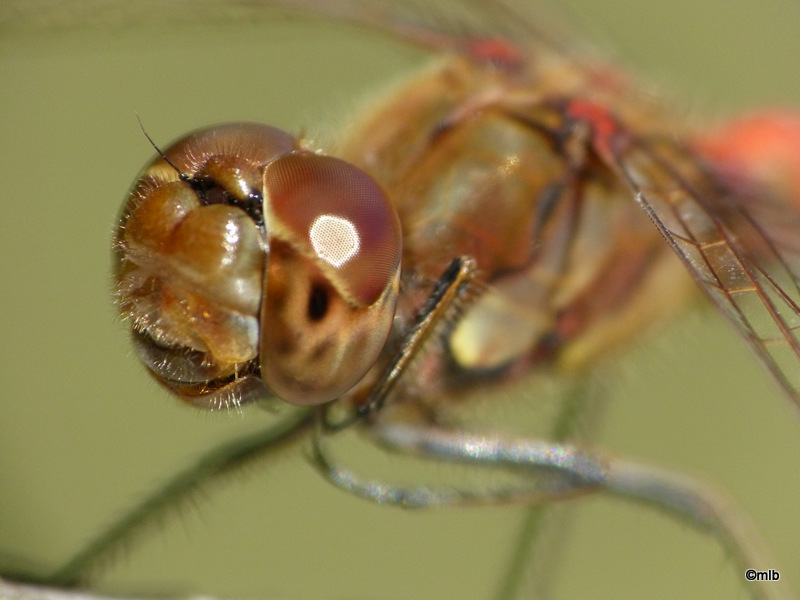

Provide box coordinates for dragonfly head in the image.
[114,123,402,409]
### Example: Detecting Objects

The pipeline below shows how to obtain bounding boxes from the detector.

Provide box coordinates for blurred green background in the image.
[1,1,800,599]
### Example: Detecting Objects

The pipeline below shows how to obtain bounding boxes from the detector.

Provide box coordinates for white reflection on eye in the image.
[309,214,360,267]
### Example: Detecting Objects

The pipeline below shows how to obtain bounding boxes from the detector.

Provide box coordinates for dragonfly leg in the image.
[322,255,480,431]
[29,410,314,588]
[312,418,793,600]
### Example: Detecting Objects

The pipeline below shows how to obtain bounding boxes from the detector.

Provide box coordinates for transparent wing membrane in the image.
[612,136,800,409]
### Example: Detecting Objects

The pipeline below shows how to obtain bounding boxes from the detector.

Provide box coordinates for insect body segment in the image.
[336,56,694,384]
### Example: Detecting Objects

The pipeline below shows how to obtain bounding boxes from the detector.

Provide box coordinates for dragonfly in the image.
[1,1,791,600]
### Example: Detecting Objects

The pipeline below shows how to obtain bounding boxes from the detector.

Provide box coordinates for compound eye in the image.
[266,153,402,305]
[259,153,402,405]
[161,122,297,177]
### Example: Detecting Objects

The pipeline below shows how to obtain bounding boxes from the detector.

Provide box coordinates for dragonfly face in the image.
[115,122,401,407]
[2,2,800,600]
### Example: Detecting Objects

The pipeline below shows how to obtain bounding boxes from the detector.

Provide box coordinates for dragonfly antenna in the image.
[136,114,187,180]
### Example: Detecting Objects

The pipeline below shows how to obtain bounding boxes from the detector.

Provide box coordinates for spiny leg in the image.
[37,409,313,588]
[31,257,479,587]
[312,417,793,600]
[323,255,480,431]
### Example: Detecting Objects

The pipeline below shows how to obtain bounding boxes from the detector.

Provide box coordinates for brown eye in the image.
[258,153,402,406]
[265,153,403,305]
[161,122,297,176]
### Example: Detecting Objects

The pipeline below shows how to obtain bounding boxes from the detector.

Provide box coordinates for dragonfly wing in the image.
[609,133,800,411]
[258,0,580,60]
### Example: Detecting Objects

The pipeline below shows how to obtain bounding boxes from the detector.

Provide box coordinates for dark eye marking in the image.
[307,283,329,322]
